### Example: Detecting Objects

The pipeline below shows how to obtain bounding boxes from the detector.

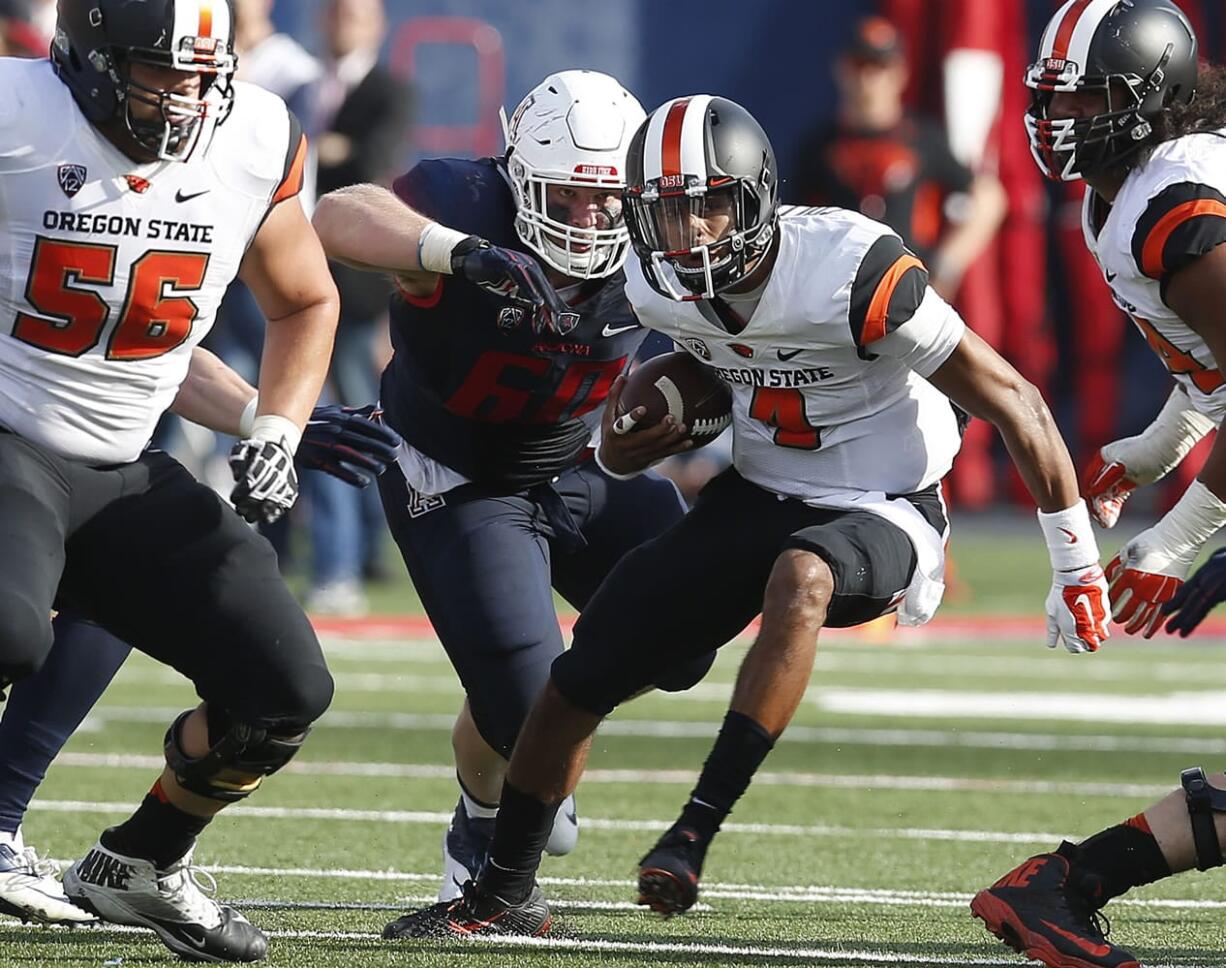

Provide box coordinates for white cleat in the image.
[0,842,97,925]
[63,837,267,963]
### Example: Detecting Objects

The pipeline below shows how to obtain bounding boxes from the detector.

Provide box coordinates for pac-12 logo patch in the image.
[497,306,525,332]
[57,164,88,198]
[684,337,711,360]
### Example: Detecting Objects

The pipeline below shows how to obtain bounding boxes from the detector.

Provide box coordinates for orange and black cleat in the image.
[971,844,1139,968]
[382,880,551,940]
[636,826,705,918]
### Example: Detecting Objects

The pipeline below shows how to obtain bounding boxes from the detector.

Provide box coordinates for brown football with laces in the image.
[616,351,732,446]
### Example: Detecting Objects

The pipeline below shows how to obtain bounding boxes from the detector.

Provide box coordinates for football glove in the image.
[229,437,298,524]
[1046,565,1110,653]
[451,236,570,331]
[1162,547,1226,637]
[298,404,401,488]
[1106,480,1226,638]
[1082,452,1139,530]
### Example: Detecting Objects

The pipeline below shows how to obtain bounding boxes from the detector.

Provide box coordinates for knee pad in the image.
[1181,767,1226,870]
[163,708,310,804]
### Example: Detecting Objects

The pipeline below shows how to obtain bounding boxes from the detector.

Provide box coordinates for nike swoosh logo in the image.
[777,348,803,361]
[176,927,210,949]
[1041,919,1113,958]
[602,323,638,337]
[1058,527,1078,544]
[175,189,209,203]
[1105,270,1117,283]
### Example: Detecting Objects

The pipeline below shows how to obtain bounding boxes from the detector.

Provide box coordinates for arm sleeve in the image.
[1131,181,1226,300]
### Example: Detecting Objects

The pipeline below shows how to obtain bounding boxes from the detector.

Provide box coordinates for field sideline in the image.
[4,609,1226,966]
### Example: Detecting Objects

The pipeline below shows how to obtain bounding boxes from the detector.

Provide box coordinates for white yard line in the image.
[80,704,1226,754]
[6,920,1205,967]
[49,751,1175,799]
[25,798,1069,843]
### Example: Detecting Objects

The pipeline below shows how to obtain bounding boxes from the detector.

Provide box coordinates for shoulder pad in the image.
[392,158,518,245]
[847,231,929,349]
[1130,179,1226,282]
[207,81,295,200]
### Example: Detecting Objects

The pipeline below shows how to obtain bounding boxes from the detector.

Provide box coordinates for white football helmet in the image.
[502,70,646,280]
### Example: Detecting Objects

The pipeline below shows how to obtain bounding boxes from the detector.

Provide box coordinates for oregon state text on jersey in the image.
[1081,130,1226,423]
[624,205,965,501]
[0,57,307,464]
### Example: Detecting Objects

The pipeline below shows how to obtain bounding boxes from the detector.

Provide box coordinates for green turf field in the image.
[3,528,1226,966]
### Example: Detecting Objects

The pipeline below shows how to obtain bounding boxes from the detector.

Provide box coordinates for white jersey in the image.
[625,206,966,502]
[0,58,308,463]
[1080,131,1226,423]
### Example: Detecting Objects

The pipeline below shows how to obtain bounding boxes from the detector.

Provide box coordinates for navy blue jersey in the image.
[380,157,645,492]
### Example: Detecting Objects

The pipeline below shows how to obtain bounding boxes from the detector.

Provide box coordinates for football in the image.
[617,351,733,445]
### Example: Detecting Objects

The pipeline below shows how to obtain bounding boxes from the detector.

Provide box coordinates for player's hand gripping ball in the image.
[615,351,732,446]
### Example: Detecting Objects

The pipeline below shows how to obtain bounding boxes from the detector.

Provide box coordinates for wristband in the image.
[418,222,472,275]
[250,414,302,455]
[1038,500,1099,572]
[238,395,259,438]
[594,445,643,481]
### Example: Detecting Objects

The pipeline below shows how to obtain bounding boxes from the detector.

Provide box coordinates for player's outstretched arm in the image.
[1111,245,1226,636]
[926,329,1110,653]
[1084,386,1214,529]
[312,183,440,294]
[314,182,570,328]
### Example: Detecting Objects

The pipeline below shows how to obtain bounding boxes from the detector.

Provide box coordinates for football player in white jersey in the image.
[381,94,1109,941]
[973,3,1226,967]
[0,0,341,961]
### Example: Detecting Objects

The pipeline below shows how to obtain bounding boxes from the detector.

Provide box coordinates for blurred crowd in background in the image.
[6,0,1226,612]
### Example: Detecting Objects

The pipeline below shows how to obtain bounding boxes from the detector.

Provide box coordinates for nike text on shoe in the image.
[0,842,97,925]
[970,848,1140,968]
[637,826,704,918]
[384,880,552,939]
[438,799,495,903]
[64,838,267,962]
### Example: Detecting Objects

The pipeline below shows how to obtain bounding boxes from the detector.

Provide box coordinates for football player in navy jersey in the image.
[312,69,716,901]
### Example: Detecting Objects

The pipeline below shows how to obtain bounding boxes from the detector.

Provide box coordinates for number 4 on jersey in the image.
[749,386,822,449]
[13,237,209,360]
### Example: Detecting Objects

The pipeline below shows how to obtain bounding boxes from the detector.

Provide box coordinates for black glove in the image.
[1162,547,1226,637]
[451,235,570,332]
[298,404,402,488]
[229,437,298,524]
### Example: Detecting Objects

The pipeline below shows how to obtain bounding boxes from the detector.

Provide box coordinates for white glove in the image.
[1045,565,1110,653]
[1039,501,1110,653]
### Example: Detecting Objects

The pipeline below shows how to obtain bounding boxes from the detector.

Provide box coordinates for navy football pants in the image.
[378,457,717,757]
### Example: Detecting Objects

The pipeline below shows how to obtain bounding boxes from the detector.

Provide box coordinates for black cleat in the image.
[383,879,552,939]
[636,826,705,917]
[971,844,1139,968]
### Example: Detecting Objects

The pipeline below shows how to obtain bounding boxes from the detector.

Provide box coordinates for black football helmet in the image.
[623,96,779,301]
[1025,0,1198,180]
[52,0,237,162]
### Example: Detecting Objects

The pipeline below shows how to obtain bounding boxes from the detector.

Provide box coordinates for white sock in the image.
[0,827,23,851]
[461,788,499,821]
